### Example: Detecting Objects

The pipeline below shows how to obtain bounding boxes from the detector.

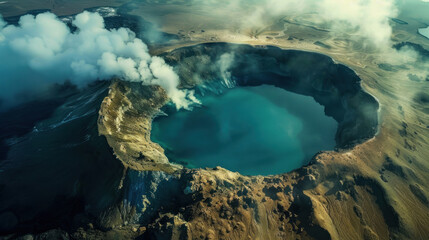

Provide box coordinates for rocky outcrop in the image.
[98,81,181,173]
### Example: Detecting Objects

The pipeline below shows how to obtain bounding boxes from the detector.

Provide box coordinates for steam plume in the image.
[0,11,196,110]
[240,0,398,48]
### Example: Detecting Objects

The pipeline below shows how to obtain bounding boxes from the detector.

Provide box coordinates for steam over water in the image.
[152,85,337,175]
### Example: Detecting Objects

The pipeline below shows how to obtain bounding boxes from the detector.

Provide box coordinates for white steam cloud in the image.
[161,0,397,49]
[317,0,397,48]
[241,0,397,48]
[217,53,235,88]
[0,11,196,110]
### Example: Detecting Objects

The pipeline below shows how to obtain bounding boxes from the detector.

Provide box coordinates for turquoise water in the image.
[151,85,337,175]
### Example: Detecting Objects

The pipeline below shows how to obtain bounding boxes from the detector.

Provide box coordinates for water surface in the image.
[151,85,337,175]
